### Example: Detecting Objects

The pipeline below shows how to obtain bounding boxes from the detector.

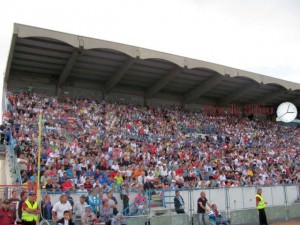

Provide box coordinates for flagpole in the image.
[36,112,42,225]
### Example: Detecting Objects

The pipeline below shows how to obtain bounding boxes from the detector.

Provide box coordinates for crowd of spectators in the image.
[2,91,300,194]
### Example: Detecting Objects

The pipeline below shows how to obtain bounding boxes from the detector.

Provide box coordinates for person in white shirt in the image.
[111,161,120,171]
[52,194,73,222]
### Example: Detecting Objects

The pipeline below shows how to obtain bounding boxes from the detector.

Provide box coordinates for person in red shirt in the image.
[61,178,74,191]
[0,199,15,225]
[83,178,93,190]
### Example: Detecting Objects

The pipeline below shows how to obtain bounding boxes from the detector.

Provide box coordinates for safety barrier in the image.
[1,184,299,224]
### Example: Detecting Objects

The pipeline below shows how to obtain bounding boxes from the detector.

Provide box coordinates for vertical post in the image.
[283,185,288,221]
[242,186,245,208]
[189,189,193,225]
[36,113,42,225]
[225,187,230,219]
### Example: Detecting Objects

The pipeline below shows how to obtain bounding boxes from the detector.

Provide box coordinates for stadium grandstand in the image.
[0,23,299,225]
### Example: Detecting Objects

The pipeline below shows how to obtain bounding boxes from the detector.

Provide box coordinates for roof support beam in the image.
[57,50,79,87]
[257,89,290,105]
[4,34,17,83]
[145,67,180,99]
[290,95,300,105]
[183,75,224,103]
[218,83,259,106]
[105,58,136,93]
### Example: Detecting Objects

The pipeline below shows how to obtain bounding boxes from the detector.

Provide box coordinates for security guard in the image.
[256,188,268,225]
[21,192,40,225]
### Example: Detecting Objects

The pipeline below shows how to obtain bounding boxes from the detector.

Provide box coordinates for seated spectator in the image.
[4,91,300,193]
[44,178,54,192]
[76,184,89,194]
[83,178,93,190]
[61,178,73,192]
[81,206,98,225]
[208,203,231,225]
[111,213,126,225]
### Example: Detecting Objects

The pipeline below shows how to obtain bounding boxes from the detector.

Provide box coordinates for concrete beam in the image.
[145,67,180,99]
[184,75,224,103]
[287,95,300,106]
[57,50,79,87]
[4,34,17,83]
[218,83,259,106]
[105,58,136,93]
[257,89,290,104]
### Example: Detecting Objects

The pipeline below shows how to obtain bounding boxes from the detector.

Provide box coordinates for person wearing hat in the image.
[21,192,40,225]
[73,195,88,220]
[0,199,15,225]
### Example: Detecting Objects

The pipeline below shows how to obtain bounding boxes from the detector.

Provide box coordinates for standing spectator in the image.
[17,153,28,175]
[121,183,129,216]
[0,199,14,225]
[134,188,146,209]
[52,194,72,222]
[107,191,118,215]
[143,178,155,195]
[197,191,211,225]
[21,192,40,225]
[41,194,52,220]
[74,195,88,220]
[56,210,75,225]
[87,190,101,216]
[132,188,146,215]
[256,188,269,225]
[8,190,19,223]
[17,191,28,224]
[174,190,185,214]
[99,199,113,225]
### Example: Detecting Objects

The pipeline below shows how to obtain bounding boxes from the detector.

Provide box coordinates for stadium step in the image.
[149,194,164,208]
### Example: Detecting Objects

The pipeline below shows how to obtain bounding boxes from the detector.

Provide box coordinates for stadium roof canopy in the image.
[4,23,300,108]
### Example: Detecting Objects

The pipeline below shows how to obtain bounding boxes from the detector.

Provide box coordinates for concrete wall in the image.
[43,185,300,225]
[230,204,300,225]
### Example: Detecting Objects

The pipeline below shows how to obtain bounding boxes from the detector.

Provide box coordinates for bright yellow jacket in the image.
[256,194,266,209]
[21,200,38,221]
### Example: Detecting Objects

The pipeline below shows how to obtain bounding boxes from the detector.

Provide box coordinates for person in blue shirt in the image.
[88,189,101,216]
[174,190,185,214]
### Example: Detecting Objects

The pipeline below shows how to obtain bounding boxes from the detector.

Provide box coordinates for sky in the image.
[1,0,300,106]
